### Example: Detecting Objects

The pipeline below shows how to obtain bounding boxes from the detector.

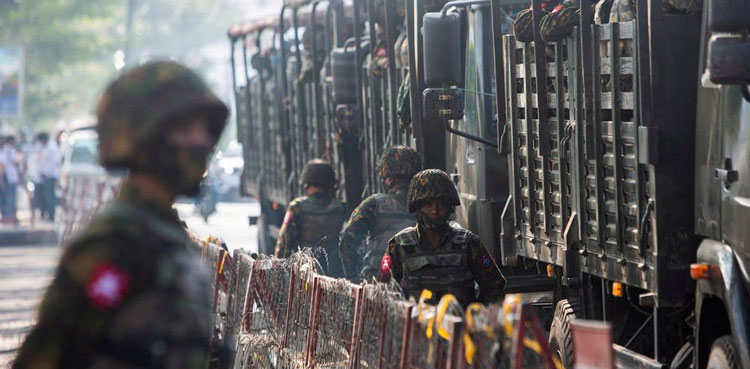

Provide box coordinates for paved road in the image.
[175,200,260,254]
[0,244,59,368]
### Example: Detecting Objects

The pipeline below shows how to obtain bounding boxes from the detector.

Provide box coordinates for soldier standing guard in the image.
[275,159,347,277]
[377,169,505,307]
[13,61,228,369]
[339,146,421,280]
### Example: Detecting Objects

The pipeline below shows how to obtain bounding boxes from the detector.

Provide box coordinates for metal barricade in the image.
[305,276,361,368]
[351,284,412,369]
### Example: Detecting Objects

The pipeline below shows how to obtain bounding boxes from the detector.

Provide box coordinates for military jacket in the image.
[275,192,347,276]
[339,188,415,279]
[13,186,212,369]
[378,223,504,306]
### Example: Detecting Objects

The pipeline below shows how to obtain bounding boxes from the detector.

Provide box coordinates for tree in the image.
[0,0,123,129]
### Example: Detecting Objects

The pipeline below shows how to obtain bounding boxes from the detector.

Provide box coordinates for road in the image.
[0,244,59,367]
[174,200,260,254]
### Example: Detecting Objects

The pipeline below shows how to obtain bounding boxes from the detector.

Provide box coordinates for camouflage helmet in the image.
[300,159,337,188]
[407,169,460,212]
[96,61,228,169]
[377,146,421,178]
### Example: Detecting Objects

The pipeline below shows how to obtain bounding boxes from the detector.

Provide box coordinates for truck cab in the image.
[693,2,750,367]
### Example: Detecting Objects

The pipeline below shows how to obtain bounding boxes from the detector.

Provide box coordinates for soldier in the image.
[377,169,504,306]
[12,61,228,369]
[339,146,421,280]
[275,159,347,277]
[539,0,598,43]
[513,0,560,42]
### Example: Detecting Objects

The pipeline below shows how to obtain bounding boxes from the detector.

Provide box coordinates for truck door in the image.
[719,87,750,284]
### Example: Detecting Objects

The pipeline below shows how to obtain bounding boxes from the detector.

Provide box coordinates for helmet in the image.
[96,61,228,170]
[300,159,336,188]
[407,169,460,212]
[376,146,421,178]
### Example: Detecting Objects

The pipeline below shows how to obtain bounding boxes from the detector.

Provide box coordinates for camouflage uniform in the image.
[13,61,228,369]
[395,31,411,128]
[377,169,504,306]
[608,0,636,22]
[339,146,421,279]
[539,0,597,42]
[275,160,347,277]
[370,38,390,77]
[513,0,560,42]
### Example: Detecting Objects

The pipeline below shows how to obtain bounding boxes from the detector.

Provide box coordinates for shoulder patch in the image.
[394,227,418,246]
[479,253,494,271]
[85,262,131,310]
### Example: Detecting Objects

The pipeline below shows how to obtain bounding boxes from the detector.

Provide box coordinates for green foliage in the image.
[0,0,247,131]
[0,0,123,128]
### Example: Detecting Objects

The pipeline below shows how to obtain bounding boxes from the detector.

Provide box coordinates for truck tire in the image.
[548,299,580,369]
[706,335,739,369]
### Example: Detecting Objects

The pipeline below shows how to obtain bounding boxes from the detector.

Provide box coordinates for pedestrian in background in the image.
[38,132,62,221]
[28,134,45,219]
[0,136,21,223]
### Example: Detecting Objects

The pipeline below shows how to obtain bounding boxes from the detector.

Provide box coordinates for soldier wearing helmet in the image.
[13,61,228,369]
[377,169,504,306]
[339,146,421,280]
[275,159,347,277]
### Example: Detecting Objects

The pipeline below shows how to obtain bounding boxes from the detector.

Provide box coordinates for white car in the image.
[211,141,244,201]
[61,127,106,182]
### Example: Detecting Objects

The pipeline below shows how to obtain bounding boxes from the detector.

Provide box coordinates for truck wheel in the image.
[706,335,739,369]
[548,299,580,369]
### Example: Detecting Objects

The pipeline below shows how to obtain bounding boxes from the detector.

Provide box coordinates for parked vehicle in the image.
[228,0,750,367]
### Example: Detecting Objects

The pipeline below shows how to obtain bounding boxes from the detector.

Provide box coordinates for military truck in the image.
[226,0,517,261]
[463,0,749,367]
[228,0,749,367]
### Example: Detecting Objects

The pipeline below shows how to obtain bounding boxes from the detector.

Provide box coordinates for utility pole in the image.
[124,0,137,66]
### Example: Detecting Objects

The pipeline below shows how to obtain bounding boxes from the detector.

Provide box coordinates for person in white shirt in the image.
[0,136,21,223]
[27,135,45,218]
[38,132,62,221]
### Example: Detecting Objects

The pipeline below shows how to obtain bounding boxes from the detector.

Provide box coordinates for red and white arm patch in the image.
[380,254,392,273]
[85,263,131,310]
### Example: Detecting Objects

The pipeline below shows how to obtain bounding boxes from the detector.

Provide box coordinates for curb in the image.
[0,229,58,246]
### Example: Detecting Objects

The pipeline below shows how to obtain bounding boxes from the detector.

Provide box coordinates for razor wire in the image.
[307,276,360,368]
[194,244,562,369]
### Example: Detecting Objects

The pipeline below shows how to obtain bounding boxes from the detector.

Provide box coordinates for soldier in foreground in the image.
[377,169,504,306]
[13,61,228,369]
[339,146,420,280]
[275,159,347,277]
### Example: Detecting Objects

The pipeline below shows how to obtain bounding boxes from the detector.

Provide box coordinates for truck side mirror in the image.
[423,12,463,87]
[330,48,358,105]
[709,0,750,33]
[707,35,750,85]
